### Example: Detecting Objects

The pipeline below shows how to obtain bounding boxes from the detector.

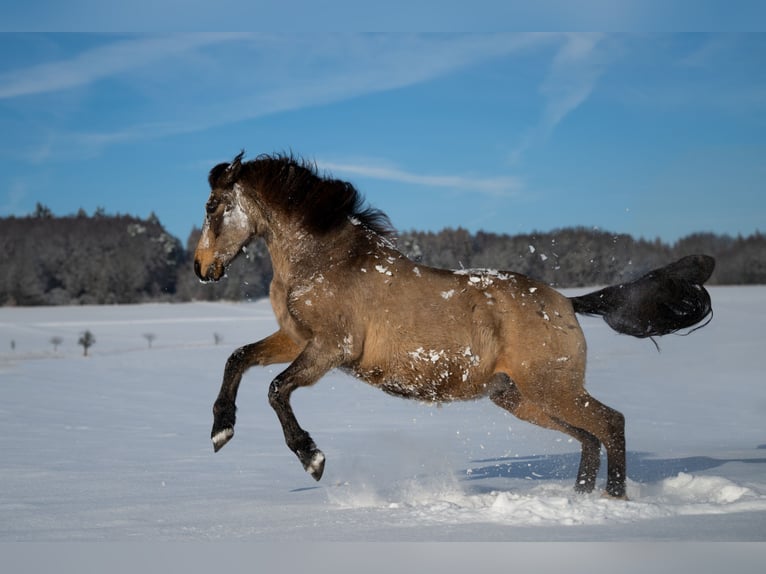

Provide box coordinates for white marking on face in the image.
[199,219,212,249]
[223,183,252,233]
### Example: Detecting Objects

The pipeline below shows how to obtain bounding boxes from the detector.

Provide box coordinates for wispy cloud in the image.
[319,160,522,198]
[510,33,611,164]
[5,33,608,166]
[616,35,766,115]
[7,33,557,159]
[676,34,731,69]
[0,34,248,99]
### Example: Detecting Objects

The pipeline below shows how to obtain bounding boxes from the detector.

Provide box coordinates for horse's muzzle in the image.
[194,258,222,282]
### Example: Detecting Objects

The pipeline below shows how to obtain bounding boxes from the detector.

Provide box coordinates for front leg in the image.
[267,343,342,481]
[212,330,302,452]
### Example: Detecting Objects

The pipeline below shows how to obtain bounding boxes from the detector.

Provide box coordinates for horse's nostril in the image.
[194,259,202,279]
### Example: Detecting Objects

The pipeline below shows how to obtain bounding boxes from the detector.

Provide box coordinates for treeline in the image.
[0,205,184,305]
[398,227,766,287]
[1,206,764,306]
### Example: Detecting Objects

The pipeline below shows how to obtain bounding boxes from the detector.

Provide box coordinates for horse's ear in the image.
[208,150,246,189]
[227,150,245,183]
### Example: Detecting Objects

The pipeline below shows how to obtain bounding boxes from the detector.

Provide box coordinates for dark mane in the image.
[212,152,394,238]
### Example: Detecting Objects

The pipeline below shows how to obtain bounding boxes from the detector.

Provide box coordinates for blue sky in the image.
[1,33,764,244]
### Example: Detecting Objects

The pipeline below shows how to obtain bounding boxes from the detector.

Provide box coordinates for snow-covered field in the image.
[1,287,765,544]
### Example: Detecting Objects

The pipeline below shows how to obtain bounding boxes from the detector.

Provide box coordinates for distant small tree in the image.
[143,333,156,348]
[213,332,223,345]
[78,330,95,356]
[50,336,63,352]
[33,202,52,219]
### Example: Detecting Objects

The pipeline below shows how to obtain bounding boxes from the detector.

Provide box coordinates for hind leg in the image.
[555,392,626,498]
[489,373,602,494]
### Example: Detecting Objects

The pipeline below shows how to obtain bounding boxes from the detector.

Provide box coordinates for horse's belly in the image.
[347,355,488,402]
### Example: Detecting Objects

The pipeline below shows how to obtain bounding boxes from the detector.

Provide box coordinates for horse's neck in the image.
[266,235,310,281]
[266,222,390,281]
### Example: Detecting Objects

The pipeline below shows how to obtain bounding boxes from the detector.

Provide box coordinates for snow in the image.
[1,287,766,543]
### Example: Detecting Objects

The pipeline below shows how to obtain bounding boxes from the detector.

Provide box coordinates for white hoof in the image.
[212,427,234,452]
[306,450,325,481]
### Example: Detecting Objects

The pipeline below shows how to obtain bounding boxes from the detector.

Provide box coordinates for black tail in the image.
[569,254,715,338]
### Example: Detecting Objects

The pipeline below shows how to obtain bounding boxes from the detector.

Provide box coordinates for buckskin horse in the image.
[194,152,714,499]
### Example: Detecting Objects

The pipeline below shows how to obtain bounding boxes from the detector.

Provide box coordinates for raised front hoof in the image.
[301,449,326,481]
[212,427,234,452]
[212,398,236,452]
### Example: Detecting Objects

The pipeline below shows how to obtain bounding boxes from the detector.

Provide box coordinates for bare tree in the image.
[50,336,63,352]
[78,330,95,357]
[143,333,156,349]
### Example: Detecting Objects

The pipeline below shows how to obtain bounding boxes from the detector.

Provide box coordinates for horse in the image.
[194,151,715,499]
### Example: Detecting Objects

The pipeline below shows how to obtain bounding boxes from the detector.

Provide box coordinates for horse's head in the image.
[194,151,260,282]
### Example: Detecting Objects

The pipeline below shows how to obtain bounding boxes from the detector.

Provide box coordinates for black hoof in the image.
[602,491,629,501]
[605,479,626,499]
[574,479,596,494]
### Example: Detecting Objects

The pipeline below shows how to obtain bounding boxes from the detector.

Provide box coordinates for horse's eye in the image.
[206,199,219,214]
